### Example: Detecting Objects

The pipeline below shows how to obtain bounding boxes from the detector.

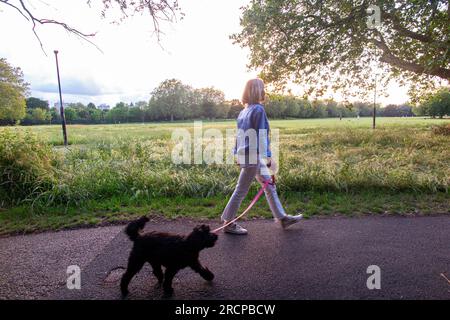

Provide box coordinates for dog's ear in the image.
[193,224,210,233]
[201,225,210,232]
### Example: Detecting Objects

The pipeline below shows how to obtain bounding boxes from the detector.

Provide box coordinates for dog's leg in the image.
[162,267,178,295]
[120,255,145,297]
[190,260,214,281]
[150,262,163,284]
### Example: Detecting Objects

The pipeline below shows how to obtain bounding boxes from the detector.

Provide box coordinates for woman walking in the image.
[221,78,303,235]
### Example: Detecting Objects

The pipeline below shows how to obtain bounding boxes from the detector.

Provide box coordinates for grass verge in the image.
[1,191,448,236]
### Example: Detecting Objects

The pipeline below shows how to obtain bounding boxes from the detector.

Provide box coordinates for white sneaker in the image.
[280,214,303,229]
[224,222,248,235]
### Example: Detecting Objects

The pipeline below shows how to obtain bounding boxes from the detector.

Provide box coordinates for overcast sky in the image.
[0,0,409,107]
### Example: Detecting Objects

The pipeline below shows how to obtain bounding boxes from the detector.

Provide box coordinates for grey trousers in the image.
[221,163,287,222]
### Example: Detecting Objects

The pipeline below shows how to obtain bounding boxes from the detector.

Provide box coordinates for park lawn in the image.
[0,117,449,235]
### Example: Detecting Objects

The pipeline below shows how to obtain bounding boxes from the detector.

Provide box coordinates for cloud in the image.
[32,77,111,96]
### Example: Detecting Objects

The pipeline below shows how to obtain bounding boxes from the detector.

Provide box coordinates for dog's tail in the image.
[125,216,149,241]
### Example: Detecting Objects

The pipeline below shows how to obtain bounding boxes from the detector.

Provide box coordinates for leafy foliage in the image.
[416,87,450,118]
[232,0,450,102]
[0,58,29,124]
[149,79,192,121]
[0,83,26,124]
[26,97,49,110]
[24,108,51,124]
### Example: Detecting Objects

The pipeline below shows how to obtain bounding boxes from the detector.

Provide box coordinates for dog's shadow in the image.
[159,273,216,300]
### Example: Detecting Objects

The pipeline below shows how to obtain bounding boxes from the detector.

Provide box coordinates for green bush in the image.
[0,129,56,204]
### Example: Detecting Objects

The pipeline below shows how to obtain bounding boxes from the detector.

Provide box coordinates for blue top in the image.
[233,104,271,163]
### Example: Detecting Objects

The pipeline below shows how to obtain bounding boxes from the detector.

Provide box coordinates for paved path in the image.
[1,216,449,300]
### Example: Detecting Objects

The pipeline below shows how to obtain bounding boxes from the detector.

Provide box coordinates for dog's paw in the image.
[203,269,214,281]
[163,287,174,296]
[121,289,129,298]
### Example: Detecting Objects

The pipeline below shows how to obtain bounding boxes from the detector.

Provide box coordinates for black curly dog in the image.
[120,216,218,296]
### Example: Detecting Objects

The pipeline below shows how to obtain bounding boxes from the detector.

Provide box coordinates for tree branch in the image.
[383,11,450,50]
[2,1,181,51]
[0,0,29,21]
[0,0,100,54]
[371,35,450,80]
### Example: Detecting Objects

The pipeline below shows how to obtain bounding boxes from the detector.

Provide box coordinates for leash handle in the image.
[212,177,273,234]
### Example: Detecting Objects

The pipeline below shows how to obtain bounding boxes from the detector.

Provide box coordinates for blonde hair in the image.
[242,78,265,106]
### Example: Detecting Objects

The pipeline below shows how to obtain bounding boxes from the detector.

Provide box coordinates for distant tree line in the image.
[15,79,422,126]
[264,95,415,120]
[1,53,448,126]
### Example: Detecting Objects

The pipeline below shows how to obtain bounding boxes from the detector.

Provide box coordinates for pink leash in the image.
[212,176,275,234]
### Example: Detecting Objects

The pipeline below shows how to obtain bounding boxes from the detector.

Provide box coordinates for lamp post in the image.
[373,73,377,129]
[54,50,68,146]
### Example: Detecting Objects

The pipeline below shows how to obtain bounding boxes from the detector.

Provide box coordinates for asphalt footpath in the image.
[0,216,449,300]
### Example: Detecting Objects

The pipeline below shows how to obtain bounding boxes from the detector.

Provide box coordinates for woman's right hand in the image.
[266,158,278,174]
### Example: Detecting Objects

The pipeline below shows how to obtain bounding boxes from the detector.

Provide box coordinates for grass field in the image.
[1,117,449,234]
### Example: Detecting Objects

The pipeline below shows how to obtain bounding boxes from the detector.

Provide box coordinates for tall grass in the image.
[0,119,449,210]
[0,129,57,206]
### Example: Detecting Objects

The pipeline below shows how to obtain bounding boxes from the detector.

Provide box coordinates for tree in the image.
[50,108,61,123]
[68,102,87,109]
[128,107,144,122]
[0,58,28,124]
[381,104,414,117]
[265,93,287,118]
[107,102,129,123]
[198,87,226,119]
[298,99,314,118]
[87,102,96,109]
[227,99,244,119]
[418,87,450,118]
[0,83,26,124]
[0,58,28,96]
[150,79,191,121]
[186,89,203,119]
[353,102,374,117]
[135,101,148,122]
[25,108,51,124]
[26,97,49,110]
[0,0,183,51]
[284,96,301,118]
[89,108,103,123]
[325,99,341,118]
[77,108,91,122]
[63,108,78,123]
[311,100,328,118]
[232,1,450,102]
